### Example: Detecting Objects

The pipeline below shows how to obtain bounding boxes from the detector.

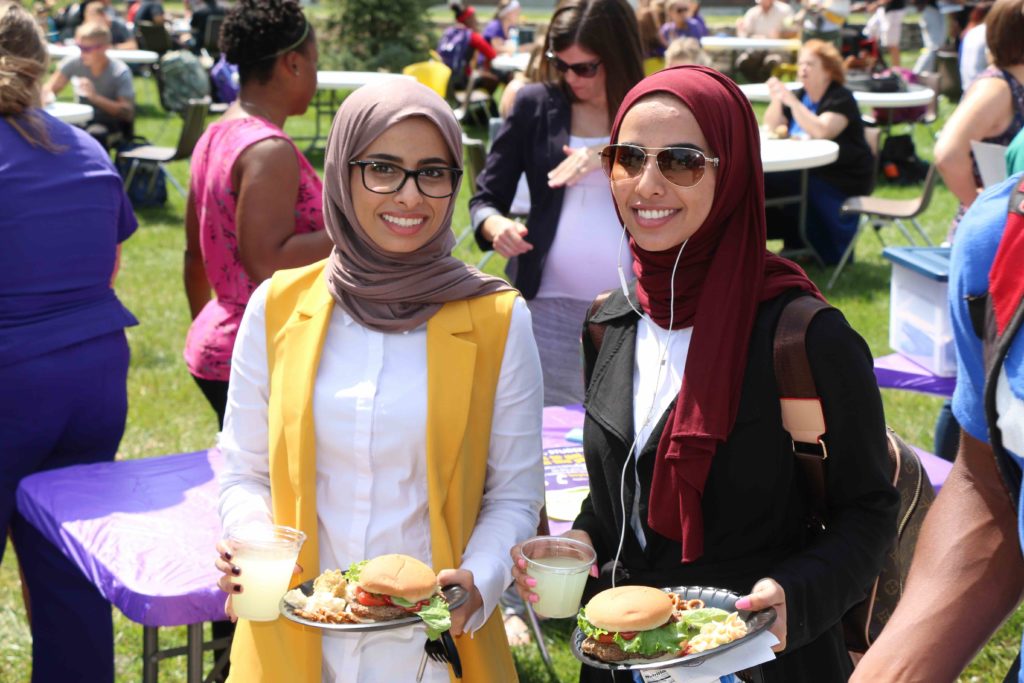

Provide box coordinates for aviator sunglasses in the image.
[545,51,602,78]
[600,144,719,188]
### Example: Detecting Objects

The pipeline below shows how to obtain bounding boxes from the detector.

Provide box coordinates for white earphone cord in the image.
[609,228,688,588]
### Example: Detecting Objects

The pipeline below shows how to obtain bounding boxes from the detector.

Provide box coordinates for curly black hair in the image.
[219,0,312,85]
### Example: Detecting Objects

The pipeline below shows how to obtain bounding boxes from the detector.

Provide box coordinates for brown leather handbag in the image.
[773,295,936,654]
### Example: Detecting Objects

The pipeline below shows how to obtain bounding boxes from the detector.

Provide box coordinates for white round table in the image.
[300,71,416,150]
[491,52,531,74]
[316,71,414,91]
[44,101,94,125]
[740,81,936,109]
[760,138,840,266]
[700,36,801,53]
[761,138,839,172]
[48,44,160,65]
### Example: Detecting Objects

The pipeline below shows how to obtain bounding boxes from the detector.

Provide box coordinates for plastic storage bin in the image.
[882,246,956,377]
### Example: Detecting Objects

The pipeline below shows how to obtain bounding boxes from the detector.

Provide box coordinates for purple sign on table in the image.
[16,449,225,627]
[542,405,588,535]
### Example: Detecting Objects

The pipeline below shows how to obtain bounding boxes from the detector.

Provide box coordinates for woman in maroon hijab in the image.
[511,66,898,682]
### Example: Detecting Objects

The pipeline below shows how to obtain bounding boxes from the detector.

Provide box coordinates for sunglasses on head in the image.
[600,144,719,188]
[545,51,602,78]
[75,42,105,53]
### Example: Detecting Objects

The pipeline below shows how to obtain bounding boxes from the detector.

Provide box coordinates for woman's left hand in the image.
[436,567,483,637]
[548,145,602,188]
[735,578,787,652]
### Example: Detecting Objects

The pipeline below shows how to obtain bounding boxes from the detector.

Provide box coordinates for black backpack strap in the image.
[772,296,836,526]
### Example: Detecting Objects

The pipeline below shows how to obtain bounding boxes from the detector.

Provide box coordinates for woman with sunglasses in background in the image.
[510,66,898,682]
[215,79,545,682]
[470,0,644,406]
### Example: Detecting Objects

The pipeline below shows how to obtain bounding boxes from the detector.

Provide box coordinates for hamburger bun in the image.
[585,586,675,632]
[358,554,438,603]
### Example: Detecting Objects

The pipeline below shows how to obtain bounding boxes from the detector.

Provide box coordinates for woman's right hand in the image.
[483,215,533,258]
[215,539,242,622]
[510,530,597,605]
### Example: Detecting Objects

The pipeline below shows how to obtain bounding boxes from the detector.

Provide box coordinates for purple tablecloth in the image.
[874,353,956,398]
[15,449,225,627]
[15,404,947,629]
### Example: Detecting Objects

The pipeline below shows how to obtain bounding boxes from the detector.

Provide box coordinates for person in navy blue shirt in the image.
[1,5,137,681]
[853,174,1024,681]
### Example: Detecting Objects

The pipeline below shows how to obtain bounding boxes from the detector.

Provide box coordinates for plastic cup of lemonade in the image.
[519,536,596,618]
[226,523,306,622]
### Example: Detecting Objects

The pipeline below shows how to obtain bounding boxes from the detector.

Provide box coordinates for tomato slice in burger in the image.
[596,631,637,643]
[355,587,391,607]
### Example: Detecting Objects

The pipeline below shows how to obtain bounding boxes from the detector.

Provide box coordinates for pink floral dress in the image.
[184,116,325,381]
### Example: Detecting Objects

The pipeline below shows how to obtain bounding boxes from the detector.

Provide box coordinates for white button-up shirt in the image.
[219,281,545,682]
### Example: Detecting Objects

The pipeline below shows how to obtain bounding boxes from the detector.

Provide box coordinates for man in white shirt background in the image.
[735,0,795,82]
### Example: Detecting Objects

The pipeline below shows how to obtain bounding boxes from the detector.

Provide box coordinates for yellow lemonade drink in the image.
[529,556,592,618]
[227,524,306,622]
[520,536,596,619]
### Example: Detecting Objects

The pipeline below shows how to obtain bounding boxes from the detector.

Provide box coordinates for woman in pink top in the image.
[183,0,331,428]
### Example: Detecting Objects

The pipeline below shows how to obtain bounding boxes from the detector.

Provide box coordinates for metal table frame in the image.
[142,625,231,683]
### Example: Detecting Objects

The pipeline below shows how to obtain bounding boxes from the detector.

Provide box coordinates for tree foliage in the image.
[319,0,436,72]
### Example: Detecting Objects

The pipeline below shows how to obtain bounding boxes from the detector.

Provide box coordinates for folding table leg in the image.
[187,623,204,683]
[795,169,824,267]
[143,626,159,683]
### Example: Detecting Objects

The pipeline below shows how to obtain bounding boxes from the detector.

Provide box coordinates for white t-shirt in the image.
[960,24,988,90]
[741,1,793,38]
[219,282,545,683]
[629,315,693,549]
[535,134,633,301]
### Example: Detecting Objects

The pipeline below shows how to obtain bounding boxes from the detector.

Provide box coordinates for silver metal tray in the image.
[280,579,467,632]
[571,585,776,671]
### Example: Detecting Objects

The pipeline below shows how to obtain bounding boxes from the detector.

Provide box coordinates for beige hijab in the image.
[322,80,512,332]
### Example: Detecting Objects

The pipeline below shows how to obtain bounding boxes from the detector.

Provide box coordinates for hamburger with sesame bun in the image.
[344,554,452,638]
[577,586,685,662]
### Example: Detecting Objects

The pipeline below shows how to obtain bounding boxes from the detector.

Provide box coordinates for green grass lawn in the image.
[0,53,1019,682]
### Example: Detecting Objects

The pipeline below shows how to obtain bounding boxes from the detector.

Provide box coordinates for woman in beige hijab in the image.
[213,80,545,682]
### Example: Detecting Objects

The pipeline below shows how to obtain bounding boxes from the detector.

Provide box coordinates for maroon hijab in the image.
[610,66,822,562]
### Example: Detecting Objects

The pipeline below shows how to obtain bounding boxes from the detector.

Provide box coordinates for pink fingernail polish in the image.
[529,594,539,603]
[526,578,536,587]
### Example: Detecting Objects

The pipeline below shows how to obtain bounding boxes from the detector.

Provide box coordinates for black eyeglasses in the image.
[348,160,462,199]
[600,144,720,188]
[545,51,602,78]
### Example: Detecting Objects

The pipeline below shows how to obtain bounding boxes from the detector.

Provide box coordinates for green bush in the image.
[318,0,436,72]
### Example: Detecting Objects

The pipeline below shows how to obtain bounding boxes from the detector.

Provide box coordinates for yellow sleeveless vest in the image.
[226,260,520,683]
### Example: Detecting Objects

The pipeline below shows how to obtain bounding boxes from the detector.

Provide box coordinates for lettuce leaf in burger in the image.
[342,554,452,639]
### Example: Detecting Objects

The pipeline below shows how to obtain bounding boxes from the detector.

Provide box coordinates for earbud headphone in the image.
[609,226,688,587]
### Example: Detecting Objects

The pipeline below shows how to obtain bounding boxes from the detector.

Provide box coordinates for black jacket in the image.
[783,81,874,197]
[573,286,899,682]
[469,82,571,299]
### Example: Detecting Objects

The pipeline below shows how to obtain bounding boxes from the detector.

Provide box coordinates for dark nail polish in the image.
[233,584,242,593]
[232,565,241,576]
[223,551,232,560]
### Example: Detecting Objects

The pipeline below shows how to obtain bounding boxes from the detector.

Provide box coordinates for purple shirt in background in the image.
[660,18,708,43]
[483,17,506,43]
[0,111,138,368]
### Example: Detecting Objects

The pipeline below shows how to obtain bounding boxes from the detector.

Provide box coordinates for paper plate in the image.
[546,486,591,521]
[570,585,776,671]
